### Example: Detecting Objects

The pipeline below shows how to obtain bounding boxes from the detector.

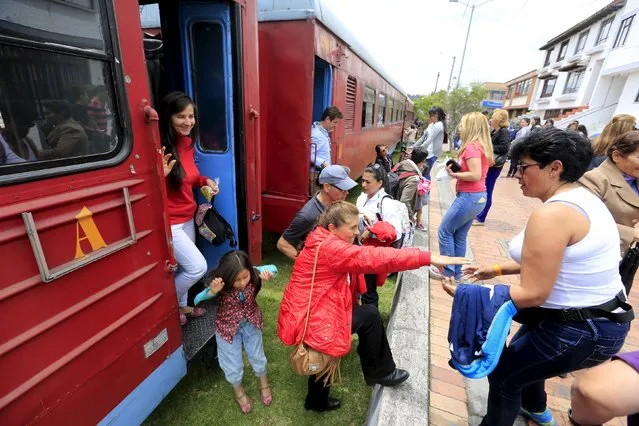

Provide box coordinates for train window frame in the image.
[0,0,131,186]
[344,75,357,135]
[362,86,375,129]
[377,93,386,126]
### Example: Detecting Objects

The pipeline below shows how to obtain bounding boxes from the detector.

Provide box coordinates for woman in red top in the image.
[278,201,467,412]
[430,112,494,282]
[160,92,219,325]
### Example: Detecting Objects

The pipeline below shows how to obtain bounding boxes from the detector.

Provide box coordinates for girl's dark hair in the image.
[429,106,448,145]
[608,130,639,162]
[364,163,387,190]
[207,250,261,295]
[510,127,592,182]
[375,144,386,156]
[159,91,198,190]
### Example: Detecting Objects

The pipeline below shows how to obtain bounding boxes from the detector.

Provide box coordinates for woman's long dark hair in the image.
[429,106,449,145]
[208,250,261,296]
[364,163,388,193]
[159,91,198,190]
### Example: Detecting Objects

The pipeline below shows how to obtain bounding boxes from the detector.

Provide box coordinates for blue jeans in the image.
[476,166,502,223]
[216,321,267,385]
[438,191,487,280]
[480,319,629,426]
[425,156,437,181]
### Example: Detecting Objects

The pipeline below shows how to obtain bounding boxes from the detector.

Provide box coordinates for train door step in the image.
[182,300,218,361]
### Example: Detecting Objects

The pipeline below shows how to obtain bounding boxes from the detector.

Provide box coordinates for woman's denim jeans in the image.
[438,191,487,280]
[479,319,629,426]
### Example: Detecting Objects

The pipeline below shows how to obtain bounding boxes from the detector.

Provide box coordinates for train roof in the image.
[258,0,409,99]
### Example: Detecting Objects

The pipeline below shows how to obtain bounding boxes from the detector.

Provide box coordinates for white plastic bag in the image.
[436,166,452,181]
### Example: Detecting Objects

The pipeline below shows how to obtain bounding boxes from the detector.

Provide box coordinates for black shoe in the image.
[304,396,342,412]
[365,368,410,387]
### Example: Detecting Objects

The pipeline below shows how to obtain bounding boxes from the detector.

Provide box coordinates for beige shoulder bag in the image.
[289,240,341,386]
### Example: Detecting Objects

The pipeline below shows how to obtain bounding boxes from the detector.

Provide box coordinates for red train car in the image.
[0,0,261,424]
[257,0,414,233]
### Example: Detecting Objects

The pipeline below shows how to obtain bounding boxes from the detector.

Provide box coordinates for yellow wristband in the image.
[493,264,502,276]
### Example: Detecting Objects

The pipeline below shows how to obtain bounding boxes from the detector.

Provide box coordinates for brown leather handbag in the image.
[289,240,341,386]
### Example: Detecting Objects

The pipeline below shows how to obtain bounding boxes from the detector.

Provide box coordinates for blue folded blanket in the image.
[447,284,517,379]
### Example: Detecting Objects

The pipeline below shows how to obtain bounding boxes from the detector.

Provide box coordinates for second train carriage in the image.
[257,0,414,233]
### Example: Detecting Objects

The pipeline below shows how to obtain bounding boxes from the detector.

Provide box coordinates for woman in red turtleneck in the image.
[160,92,219,325]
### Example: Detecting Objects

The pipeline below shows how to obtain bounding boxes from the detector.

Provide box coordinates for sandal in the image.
[186,306,206,318]
[260,384,272,406]
[234,390,252,414]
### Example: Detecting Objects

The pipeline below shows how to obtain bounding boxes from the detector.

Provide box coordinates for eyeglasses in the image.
[515,163,541,175]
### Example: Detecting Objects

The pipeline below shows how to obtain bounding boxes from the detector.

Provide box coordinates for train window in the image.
[388,98,394,123]
[0,0,125,177]
[362,86,375,128]
[191,22,228,152]
[344,76,357,134]
[377,93,386,126]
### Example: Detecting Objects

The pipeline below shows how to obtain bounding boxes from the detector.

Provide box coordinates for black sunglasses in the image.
[515,163,541,175]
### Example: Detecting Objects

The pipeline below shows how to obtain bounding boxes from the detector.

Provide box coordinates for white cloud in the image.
[322,0,612,94]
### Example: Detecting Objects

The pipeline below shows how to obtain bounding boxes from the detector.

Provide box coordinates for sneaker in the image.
[471,220,485,226]
[520,408,557,426]
[428,265,444,280]
[416,223,425,231]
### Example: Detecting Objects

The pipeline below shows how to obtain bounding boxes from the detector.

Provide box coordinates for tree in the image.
[446,83,487,137]
[412,83,487,139]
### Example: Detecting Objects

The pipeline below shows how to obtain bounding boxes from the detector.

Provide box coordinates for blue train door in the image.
[312,56,332,122]
[179,2,238,269]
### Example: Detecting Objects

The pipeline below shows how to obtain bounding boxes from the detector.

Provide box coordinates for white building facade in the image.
[530,0,639,134]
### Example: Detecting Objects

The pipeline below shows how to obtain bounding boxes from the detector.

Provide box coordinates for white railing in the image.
[555,102,618,135]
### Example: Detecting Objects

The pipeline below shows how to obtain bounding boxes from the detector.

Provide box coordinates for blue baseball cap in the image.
[318,165,357,191]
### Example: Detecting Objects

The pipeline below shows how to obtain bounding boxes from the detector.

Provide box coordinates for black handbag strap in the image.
[515,291,634,324]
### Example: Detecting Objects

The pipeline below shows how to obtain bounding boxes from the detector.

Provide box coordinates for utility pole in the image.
[447,56,456,92]
[457,4,474,88]
[434,72,440,93]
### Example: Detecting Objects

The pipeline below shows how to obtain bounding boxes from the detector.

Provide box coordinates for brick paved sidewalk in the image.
[427,163,638,426]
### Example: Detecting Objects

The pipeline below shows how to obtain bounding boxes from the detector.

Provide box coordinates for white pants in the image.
[171,219,208,308]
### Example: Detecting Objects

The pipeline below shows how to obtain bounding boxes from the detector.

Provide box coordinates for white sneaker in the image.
[428,265,445,280]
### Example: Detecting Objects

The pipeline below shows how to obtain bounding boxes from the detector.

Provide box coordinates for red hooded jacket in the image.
[277,227,431,357]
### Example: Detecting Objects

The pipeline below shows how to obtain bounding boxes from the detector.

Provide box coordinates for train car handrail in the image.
[22,187,139,283]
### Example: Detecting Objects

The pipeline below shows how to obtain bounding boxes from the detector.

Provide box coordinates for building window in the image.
[540,77,557,98]
[544,48,554,66]
[343,76,357,134]
[521,79,531,96]
[575,30,589,54]
[0,0,124,177]
[506,86,514,98]
[597,17,614,45]
[362,86,375,128]
[488,90,504,101]
[613,15,635,48]
[377,93,386,126]
[544,109,562,119]
[563,70,585,94]
[557,40,569,61]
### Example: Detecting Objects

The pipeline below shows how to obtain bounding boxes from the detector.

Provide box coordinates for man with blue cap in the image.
[277,165,356,260]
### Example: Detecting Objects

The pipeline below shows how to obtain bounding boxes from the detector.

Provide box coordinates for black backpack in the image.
[195,199,237,247]
[386,163,419,199]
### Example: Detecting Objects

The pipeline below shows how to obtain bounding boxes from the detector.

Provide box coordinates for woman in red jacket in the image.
[160,92,219,325]
[278,201,467,412]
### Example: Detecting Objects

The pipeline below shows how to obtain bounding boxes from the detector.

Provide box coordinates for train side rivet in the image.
[135,154,140,159]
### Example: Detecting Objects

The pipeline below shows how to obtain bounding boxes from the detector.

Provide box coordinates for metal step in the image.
[181,300,218,361]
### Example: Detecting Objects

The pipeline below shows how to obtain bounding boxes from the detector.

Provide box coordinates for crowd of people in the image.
[157,92,639,424]
[0,85,116,165]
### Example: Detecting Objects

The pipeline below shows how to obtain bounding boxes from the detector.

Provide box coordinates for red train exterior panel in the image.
[260,18,408,233]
